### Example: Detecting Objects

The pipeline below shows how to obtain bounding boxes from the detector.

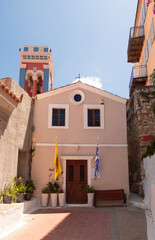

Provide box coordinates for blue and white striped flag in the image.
[94,139,99,179]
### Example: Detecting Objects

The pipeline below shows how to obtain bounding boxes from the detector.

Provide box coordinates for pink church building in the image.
[31,79,129,204]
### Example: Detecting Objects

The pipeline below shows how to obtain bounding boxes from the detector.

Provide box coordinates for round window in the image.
[70,90,85,105]
[74,94,81,102]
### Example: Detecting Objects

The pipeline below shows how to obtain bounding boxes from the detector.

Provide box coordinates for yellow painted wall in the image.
[135,0,155,84]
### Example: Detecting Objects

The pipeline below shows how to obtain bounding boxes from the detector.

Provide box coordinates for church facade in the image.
[31,81,129,204]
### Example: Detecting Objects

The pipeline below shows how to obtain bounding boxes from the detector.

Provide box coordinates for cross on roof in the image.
[76,74,82,81]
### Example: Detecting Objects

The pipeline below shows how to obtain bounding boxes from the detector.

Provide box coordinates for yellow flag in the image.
[54,140,62,180]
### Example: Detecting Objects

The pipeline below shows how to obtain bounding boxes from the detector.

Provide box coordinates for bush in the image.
[0,180,17,202]
[42,187,50,194]
[25,180,36,193]
[85,185,95,193]
[13,177,26,194]
[47,182,60,193]
[143,140,155,158]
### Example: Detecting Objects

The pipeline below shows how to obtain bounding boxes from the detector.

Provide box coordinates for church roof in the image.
[36,81,127,104]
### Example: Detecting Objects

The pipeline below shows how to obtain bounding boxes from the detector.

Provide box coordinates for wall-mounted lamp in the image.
[76,145,80,150]
[100,99,104,105]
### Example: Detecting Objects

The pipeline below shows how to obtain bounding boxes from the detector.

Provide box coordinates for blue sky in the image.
[0,0,137,98]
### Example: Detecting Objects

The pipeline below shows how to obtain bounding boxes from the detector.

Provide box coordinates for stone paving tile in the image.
[1,206,147,240]
[114,206,147,240]
[2,209,110,240]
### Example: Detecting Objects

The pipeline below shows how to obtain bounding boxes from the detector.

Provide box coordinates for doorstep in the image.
[38,204,94,209]
[66,204,89,207]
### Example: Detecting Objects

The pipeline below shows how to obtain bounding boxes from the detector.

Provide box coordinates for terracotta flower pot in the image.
[58,193,65,207]
[50,193,57,207]
[41,193,49,207]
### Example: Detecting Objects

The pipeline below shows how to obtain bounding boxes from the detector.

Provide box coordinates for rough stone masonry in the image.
[127,86,155,196]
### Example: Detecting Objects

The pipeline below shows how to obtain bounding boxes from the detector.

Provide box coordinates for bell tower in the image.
[19,46,54,97]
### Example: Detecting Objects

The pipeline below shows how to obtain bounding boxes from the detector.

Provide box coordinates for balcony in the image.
[127,26,145,63]
[129,65,147,96]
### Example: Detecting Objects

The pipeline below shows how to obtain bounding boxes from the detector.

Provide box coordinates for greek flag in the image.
[94,140,99,179]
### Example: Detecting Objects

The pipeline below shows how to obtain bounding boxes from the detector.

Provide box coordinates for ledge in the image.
[0,197,39,236]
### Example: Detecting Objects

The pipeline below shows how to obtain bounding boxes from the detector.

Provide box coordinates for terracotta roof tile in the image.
[0,82,23,103]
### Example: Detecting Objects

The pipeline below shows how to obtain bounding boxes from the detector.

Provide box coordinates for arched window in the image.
[37,76,43,94]
[28,75,33,93]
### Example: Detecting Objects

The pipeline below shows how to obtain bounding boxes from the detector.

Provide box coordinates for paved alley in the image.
[1,206,147,240]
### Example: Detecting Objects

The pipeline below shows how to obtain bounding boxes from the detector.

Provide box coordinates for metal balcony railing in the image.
[127,26,145,63]
[129,65,147,95]
[129,26,144,39]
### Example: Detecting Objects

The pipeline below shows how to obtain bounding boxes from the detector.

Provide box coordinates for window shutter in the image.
[145,40,149,62]
[141,2,146,25]
[148,32,152,57]
[151,19,155,45]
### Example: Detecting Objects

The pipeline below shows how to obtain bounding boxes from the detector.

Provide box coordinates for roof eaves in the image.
[0,82,23,103]
[36,81,127,104]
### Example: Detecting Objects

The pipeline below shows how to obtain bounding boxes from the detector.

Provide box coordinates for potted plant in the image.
[0,180,16,204]
[85,185,95,207]
[13,177,26,202]
[25,180,36,201]
[41,186,50,207]
[58,189,65,207]
[48,182,60,207]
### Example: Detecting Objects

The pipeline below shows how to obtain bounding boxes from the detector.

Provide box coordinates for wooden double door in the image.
[66,160,87,204]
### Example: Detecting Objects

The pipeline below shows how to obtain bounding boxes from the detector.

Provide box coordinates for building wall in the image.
[135,0,155,84]
[127,86,155,195]
[32,84,129,202]
[0,78,33,189]
[143,154,155,221]
[127,0,155,196]
[143,154,155,209]
[33,88,127,144]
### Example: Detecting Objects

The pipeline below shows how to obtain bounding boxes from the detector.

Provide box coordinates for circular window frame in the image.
[70,90,85,105]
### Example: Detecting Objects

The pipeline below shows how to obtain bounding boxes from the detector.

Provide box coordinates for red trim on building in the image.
[21,62,48,71]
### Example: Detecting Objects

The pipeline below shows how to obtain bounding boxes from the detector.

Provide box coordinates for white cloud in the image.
[73,76,102,89]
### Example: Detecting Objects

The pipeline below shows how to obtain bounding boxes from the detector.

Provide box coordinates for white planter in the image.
[50,193,57,207]
[58,193,65,207]
[41,193,49,207]
[87,193,94,207]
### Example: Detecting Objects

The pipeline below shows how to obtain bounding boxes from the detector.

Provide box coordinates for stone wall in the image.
[0,78,33,189]
[127,86,155,196]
